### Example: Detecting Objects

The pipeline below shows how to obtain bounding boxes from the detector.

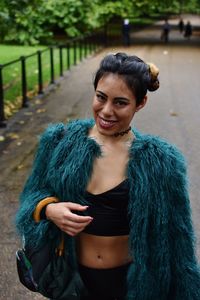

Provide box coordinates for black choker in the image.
[113,126,132,137]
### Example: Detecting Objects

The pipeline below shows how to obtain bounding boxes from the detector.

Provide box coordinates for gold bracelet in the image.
[33,197,59,222]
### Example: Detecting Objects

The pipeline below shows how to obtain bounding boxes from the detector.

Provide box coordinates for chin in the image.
[97,127,114,136]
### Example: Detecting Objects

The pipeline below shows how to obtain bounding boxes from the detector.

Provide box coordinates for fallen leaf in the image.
[18,120,25,124]
[0,136,5,142]
[3,150,9,154]
[4,106,12,117]
[169,110,178,116]
[17,164,24,170]
[36,108,46,113]
[24,112,33,116]
[35,99,42,105]
[7,133,20,139]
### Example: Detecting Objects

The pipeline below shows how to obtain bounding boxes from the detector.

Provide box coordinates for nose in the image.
[101,101,113,117]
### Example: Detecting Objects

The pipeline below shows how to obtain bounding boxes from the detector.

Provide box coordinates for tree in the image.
[1,0,200,45]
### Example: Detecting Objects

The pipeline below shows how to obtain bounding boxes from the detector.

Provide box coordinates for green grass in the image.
[0,45,46,64]
[0,43,96,116]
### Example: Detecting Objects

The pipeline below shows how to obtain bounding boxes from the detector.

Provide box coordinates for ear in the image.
[136,96,147,112]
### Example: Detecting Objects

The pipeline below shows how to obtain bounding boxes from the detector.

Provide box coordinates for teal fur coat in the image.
[16,119,200,300]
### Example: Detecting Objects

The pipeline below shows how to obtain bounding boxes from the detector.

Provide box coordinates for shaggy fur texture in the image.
[16,119,200,300]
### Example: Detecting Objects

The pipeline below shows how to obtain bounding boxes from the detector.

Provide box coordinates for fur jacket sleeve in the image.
[15,123,65,248]
[125,133,200,300]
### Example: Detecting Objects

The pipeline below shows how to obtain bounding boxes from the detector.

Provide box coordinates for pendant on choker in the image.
[113,126,132,137]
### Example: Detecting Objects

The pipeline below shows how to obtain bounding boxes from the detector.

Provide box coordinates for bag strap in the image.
[33,197,65,256]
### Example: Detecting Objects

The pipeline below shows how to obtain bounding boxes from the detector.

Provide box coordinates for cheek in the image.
[92,99,100,113]
[122,107,136,120]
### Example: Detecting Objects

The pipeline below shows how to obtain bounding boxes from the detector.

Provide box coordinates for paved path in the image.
[0,15,200,299]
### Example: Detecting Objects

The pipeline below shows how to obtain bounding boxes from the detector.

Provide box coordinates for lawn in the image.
[0,43,93,117]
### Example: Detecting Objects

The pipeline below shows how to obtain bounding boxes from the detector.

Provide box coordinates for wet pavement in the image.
[0,15,200,299]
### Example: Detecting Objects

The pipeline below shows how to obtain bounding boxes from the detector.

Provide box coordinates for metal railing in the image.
[0,32,105,127]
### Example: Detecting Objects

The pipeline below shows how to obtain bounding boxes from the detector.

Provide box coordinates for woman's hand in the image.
[45,202,93,236]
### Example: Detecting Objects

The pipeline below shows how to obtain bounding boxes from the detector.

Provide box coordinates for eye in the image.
[115,100,128,106]
[96,93,106,101]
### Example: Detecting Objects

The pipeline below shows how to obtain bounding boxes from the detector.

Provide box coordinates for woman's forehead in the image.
[96,73,135,99]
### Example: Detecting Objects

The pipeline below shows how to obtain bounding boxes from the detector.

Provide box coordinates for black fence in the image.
[0,32,105,127]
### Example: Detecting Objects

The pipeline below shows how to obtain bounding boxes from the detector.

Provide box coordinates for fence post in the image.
[37,50,43,95]
[67,44,70,70]
[73,41,77,65]
[89,36,92,54]
[0,65,6,127]
[93,35,96,52]
[21,56,28,108]
[50,47,55,84]
[59,45,63,77]
[84,37,87,57]
[79,39,82,61]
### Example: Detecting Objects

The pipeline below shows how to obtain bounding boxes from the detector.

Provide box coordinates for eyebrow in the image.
[96,90,130,102]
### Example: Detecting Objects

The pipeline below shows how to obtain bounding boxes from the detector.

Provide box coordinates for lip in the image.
[98,115,117,129]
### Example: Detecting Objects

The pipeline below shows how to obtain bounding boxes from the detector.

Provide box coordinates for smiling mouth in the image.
[99,116,117,123]
[98,116,117,128]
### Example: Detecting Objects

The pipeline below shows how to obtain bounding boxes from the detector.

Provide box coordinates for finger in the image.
[67,212,93,223]
[64,227,83,236]
[65,219,92,230]
[65,230,76,237]
[65,225,88,237]
[65,202,89,211]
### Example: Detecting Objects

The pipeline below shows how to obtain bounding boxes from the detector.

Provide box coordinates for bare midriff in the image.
[76,232,133,269]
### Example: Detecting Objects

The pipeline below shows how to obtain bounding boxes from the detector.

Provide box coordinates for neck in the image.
[113,126,132,137]
[91,125,134,145]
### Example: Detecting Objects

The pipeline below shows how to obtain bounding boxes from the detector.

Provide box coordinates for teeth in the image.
[100,117,116,124]
[101,119,114,125]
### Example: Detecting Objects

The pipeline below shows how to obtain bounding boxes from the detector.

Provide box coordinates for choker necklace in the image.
[113,126,132,137]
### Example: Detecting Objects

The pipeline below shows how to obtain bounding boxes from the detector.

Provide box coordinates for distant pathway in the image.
[131,14,200,45]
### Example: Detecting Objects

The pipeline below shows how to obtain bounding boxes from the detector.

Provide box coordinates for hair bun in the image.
[147,62,160,91]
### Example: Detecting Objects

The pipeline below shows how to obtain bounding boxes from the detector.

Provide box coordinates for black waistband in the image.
[78,262,131,298]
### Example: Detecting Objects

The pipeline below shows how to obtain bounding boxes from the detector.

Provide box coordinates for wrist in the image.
[45,203,57,220]
[33,196,59,222]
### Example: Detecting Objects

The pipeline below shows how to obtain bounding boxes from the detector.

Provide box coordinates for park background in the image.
[0,0,200,299]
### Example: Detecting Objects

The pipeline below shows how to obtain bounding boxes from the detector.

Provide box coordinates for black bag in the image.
[16,198,87,299]
[16,233,88,300]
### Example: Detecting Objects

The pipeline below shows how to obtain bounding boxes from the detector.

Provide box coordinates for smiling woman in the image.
[92,73,145,136]
[16,53,200,300]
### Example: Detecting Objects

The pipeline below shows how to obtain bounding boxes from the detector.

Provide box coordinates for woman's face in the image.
[93,73,146,136]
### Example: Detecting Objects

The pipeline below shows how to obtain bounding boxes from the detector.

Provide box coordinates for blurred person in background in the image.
[161,19,171,43]
[184,21,192,39]
[178,17,184,33]
[122,19,131,46]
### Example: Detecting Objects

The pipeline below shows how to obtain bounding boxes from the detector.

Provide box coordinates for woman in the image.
[16,53,200,300]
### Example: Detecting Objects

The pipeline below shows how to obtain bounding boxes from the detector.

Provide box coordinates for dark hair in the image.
[93,53,159,106]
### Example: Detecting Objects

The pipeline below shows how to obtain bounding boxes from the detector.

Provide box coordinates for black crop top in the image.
[82,179,130,236]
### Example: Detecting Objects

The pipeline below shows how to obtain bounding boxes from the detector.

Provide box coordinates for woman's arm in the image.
[167,147,200,299]
[15,123,65,248]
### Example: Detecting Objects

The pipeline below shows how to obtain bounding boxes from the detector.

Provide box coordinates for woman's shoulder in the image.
[65,118,94,131]
[41,119,92,139]
[41,122,65,137]
[133,128,186,164]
